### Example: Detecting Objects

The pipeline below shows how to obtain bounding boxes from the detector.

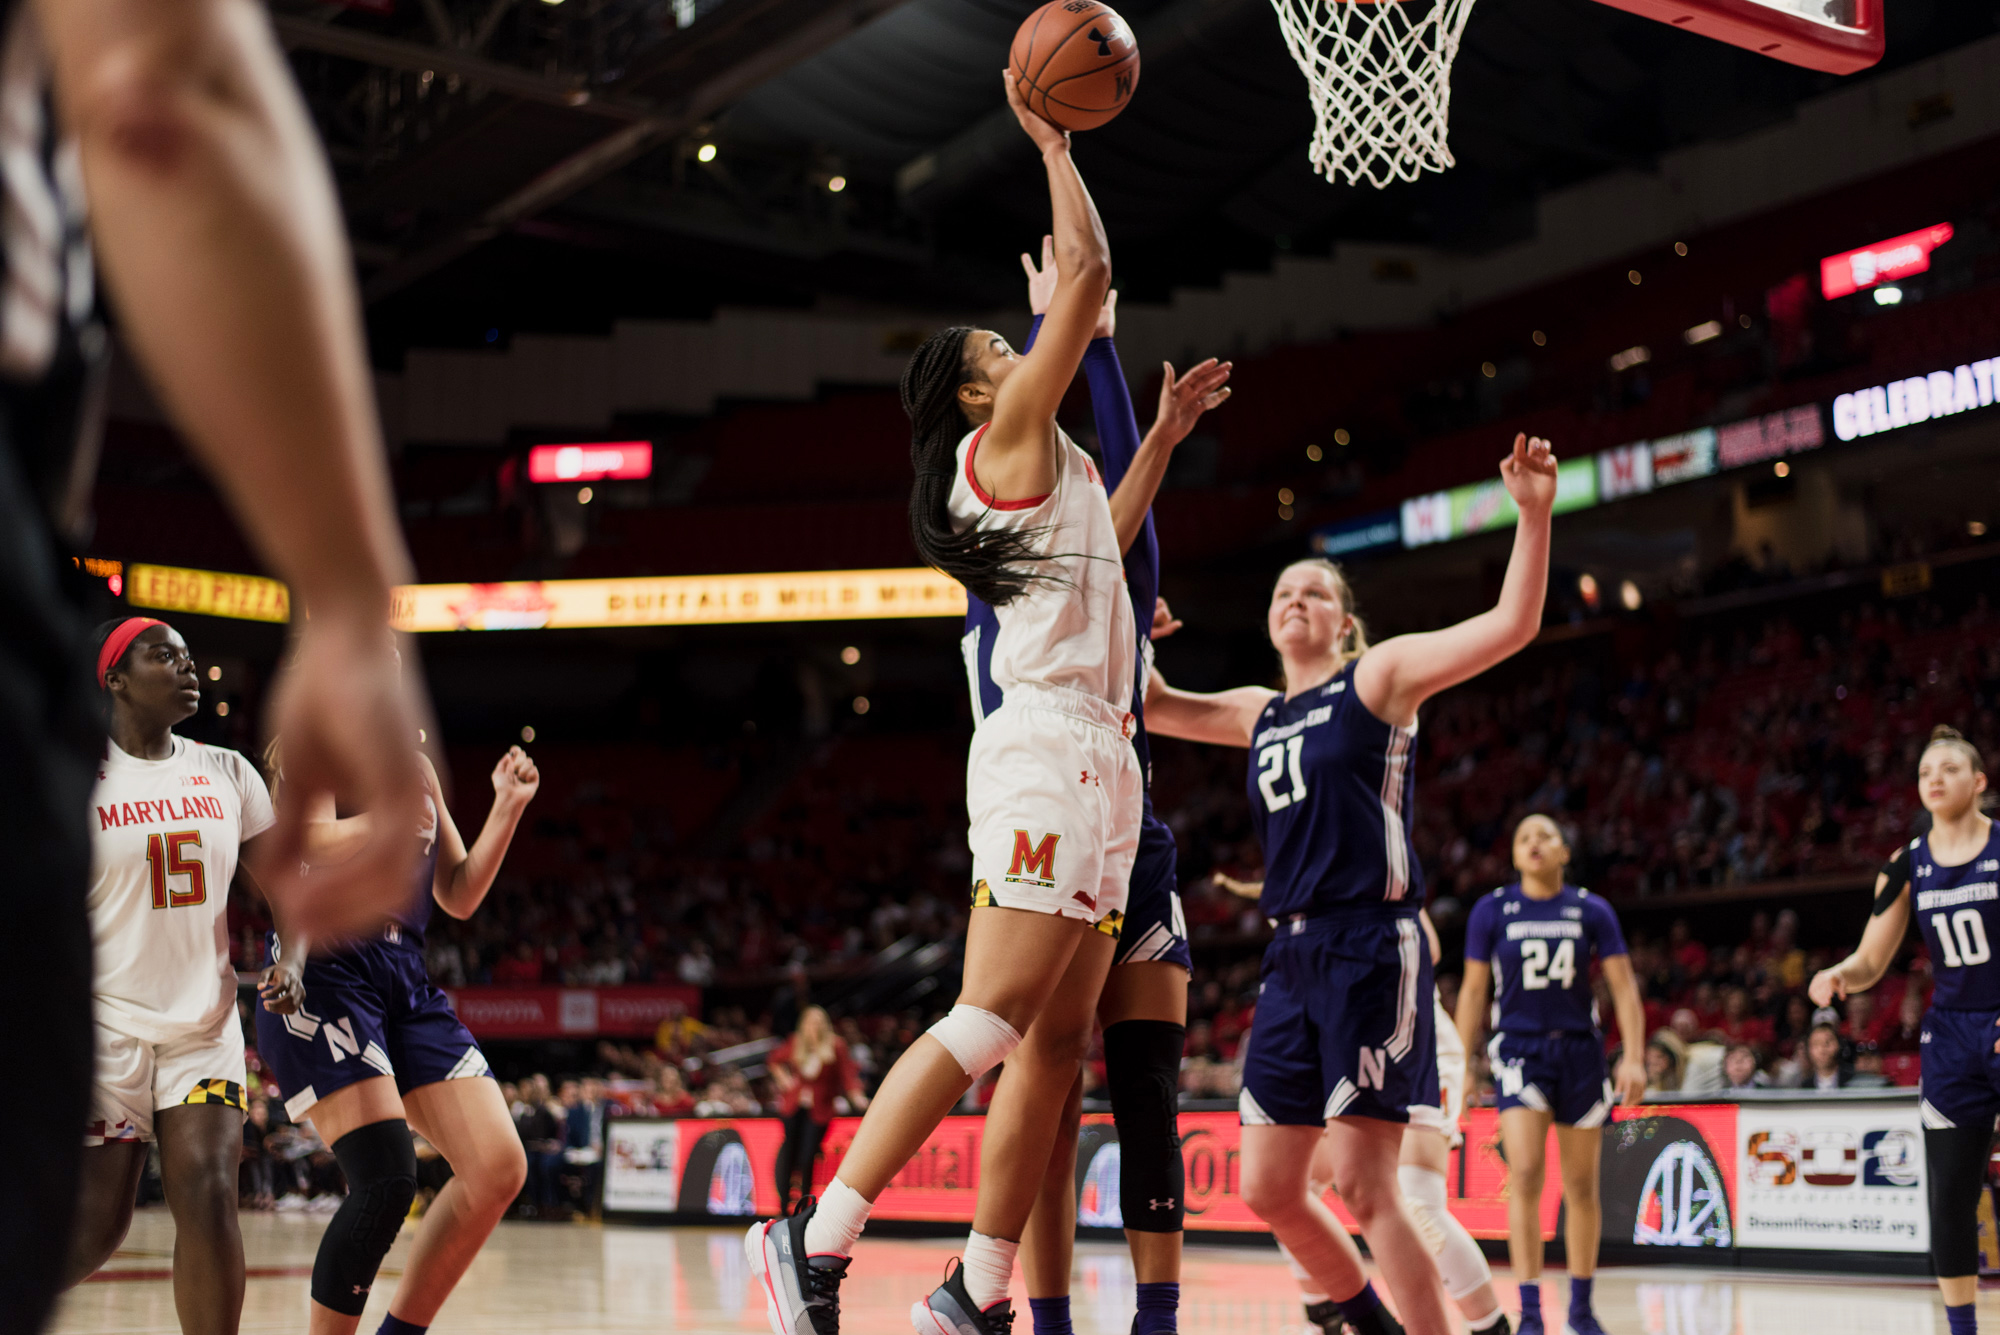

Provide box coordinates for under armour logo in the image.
[1079,769,1100,786]
[1148,1198,1177,1210]
[1087,25,1114,57]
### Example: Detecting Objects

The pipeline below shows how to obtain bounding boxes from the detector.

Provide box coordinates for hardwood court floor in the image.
[56,1208,1998,1334]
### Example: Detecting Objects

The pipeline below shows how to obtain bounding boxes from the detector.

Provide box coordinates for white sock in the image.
[959,1230,1019,1310]
[1277,1242,1329,1304]
[1466,1307,1505,1332]
[803,1178,871,1257]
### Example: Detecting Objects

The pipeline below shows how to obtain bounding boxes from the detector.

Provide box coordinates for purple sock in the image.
[1134,1281,1179,1335]
[1334,1281,1384,1326]
[1519,1282,1542,1322]
[376,1318,427,1335]
[1030,1296,1072,1335]
[1947,1303,1976,1335]
[1569,1276,1593,1318]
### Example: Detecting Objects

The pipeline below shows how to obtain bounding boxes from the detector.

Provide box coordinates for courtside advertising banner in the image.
[606,1095,1929,1269]
[1735,1101,1928,1252]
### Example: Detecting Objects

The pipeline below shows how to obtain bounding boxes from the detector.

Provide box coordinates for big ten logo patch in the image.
[1006,830,1060,889]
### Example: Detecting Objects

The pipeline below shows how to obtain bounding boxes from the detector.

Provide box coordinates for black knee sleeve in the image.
[1105,1020,1186,1233]
[1925,1125,1992,1280]
[313,1120,418,1316]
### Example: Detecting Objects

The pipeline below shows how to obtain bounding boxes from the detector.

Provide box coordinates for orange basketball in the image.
[1009,0,1140,133]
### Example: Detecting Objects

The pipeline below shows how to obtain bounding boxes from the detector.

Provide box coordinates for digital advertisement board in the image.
[605,1095,1932,1268]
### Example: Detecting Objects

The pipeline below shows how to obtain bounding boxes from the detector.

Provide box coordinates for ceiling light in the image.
[1333,428,1351,446]
[1971,521,1988,537]
[1738,313,1753,328]
[207,665,222,681]
[1608,345,1651,372]
[1627,269,1642,285]
[1278,504,1294,521]
[1578,573,1600,607]
[1619,579,1642,611]
[521,726,537,743]
[1480,361,1496,378]
[577,486,594,503]
[1873,285,1903,306]
[1773,461,1789,478]
[1306,444,1323,462]
[697,143,718,163]
[1532,330,1546,346]
[852,696,870,715]
[1684,320,1723,345]
[841,646,861,665]
[827,175,847,193]
[216,701,230,717]
[1674,241,1688,257]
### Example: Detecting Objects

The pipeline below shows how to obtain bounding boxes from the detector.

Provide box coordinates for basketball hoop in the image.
[1268,0,1479,189]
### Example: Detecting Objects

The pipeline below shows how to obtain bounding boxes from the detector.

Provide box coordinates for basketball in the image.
[1009,0,1140,133]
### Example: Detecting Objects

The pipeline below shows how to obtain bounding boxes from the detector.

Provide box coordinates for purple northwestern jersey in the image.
[1908,825,2000,1010]
[1464,882,1627,1034]
[1246,664,1420,919]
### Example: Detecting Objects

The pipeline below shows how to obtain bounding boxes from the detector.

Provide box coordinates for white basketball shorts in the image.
[86,1006,248,1145]
[966,682,1143,935]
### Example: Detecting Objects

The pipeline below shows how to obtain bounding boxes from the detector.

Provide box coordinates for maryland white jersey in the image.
[949,423,1136,710]
[88,737,275,1042]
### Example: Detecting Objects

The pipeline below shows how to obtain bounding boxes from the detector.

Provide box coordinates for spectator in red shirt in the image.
[1668,918,1708,984]
[492,940,544,986]
[1877,986,1925,1054]
[1714,986,1772,1048]
[651,1067,696,1116]
[769,1007,867,1213]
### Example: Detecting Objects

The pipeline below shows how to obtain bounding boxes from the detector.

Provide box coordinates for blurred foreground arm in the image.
[38,0,426,937]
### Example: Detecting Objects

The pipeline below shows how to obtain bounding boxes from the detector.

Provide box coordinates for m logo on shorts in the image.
[1005,831,1060,889]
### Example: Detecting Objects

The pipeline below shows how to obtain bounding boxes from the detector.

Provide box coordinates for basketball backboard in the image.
[1589,0,1883,73]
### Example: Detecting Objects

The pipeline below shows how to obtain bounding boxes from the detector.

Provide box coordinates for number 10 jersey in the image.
[1464,881,1626,1035]
[1906,825,2000,1011]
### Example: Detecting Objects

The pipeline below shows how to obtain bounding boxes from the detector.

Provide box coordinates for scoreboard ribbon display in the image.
[390,569,967,631]
[126,563,292,623]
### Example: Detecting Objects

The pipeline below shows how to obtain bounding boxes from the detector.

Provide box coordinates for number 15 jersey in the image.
[87,737,275,1043]
[1464,882,1626,1035]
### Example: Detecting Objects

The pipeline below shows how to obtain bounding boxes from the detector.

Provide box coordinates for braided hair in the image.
[902,326,1060,607]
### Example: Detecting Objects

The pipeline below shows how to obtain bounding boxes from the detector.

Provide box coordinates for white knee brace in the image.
[1398,1164,1492,1300]
[926,1004,1022,1078]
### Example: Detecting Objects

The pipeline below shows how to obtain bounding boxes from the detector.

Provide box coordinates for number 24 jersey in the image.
[1464,882,1627,1035]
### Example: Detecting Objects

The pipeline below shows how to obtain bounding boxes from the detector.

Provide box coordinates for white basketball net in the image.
[1269,0,1479,189]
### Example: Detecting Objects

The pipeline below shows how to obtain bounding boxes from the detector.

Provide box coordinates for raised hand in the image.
[1499,432,1558,514]
[493,744,540,806]
[1021,234,1057,316]
[250,621,430,942]
[1151,596,1183,640]
[1003,69,1070,156]
[1153,359,1233,449]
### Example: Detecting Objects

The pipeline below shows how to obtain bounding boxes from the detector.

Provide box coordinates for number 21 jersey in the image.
[1908,825,2000,1011]
[1464,882,1626,1034]
[87,737,275,1042]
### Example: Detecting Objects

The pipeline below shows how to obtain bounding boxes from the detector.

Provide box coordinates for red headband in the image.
[97,617,167,688]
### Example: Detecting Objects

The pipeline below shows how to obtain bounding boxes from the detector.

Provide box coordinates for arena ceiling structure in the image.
[279,0,1993,358]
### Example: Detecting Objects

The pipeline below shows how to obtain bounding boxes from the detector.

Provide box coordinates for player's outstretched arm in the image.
[1810,867,1908,1005]
[1600,953,1650,1105]
[976,73,1110,501]
[430,748,540,920]
[1142,666,1273,748]
[1453,958,1492,1069]
[1108,358,1231,555]
[37,0,427,939]
[1355,434,1557,726]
